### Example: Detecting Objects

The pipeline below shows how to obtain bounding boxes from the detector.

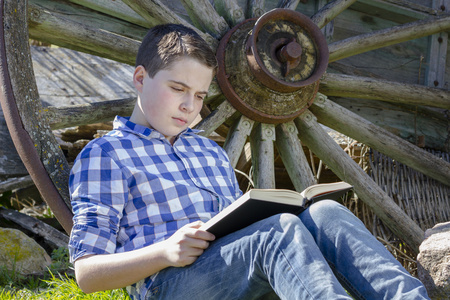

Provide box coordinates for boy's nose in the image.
[180,95,195,112]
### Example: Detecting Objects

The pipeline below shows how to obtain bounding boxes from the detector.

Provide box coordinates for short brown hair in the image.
[135,24,218,77]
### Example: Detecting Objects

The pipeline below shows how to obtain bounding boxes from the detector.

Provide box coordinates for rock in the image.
[417,222,450,300]
[0,228,51,275]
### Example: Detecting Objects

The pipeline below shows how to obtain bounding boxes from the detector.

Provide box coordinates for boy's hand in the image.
[163,221,215,268]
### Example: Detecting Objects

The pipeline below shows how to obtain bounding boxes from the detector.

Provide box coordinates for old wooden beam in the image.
[294,110,424,254]
[45,98,135,130]
[223,115,254,168]
[0,176,34,194]
[0,208,69,250]
[250,123,276,189]
[275,122,316,192]
[28,2,141,65]
[310,94,450,187]
[328,13,450,62]
[319,73,450,109]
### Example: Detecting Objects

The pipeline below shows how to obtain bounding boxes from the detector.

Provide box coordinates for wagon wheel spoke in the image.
[195,99,237,137]
[213,0,245,27]
[277,0,300,10]
[250,123,276,189]
[329,14,450,62]
[311,0,358,29]
[294,111,424,253]
[275,122,316,191]
[223,115,255,168]
[310,94,450,186]
[321,73,450,109]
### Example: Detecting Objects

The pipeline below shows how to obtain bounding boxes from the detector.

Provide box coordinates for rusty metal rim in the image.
[0,0,73,234]
[216,17,319,124]
[247,8,329,93]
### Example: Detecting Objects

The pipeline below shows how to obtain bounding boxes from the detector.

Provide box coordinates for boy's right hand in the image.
[162,221,216,268]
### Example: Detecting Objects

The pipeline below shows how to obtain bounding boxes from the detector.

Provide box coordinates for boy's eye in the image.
[196,94,205,101]
[171,86,183,92]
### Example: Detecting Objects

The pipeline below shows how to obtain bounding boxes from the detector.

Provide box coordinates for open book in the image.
[200,181,353,239]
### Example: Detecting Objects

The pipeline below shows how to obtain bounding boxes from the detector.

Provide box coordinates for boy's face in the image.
[131,57,214,144]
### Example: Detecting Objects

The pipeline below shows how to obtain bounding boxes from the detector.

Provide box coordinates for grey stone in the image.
[0,227,51,275]
[417,222,450,300]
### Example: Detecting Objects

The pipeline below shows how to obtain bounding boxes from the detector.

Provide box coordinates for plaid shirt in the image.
[68,116,242,298]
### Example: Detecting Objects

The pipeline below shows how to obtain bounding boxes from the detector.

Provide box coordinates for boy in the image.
[69,24,429,299]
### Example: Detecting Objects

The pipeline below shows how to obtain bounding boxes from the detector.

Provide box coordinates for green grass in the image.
[0,273,130,299]
[0,247,130,300]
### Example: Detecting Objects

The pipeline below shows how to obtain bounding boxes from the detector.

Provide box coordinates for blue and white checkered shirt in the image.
[68,116,242,298]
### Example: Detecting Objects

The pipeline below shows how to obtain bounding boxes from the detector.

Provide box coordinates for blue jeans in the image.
[145,200,429,299]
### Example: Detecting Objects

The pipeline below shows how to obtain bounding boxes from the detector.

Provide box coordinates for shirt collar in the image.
[113,116,203,140]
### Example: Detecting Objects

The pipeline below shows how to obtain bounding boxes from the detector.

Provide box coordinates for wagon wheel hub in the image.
[216,8,329,124]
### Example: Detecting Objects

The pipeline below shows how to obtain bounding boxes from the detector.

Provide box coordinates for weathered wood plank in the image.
[223,115,254,168]
[311,94,450,186]
[328,13,450,62]
[311,0,358,29]
[250,123,276,188]
[320,73,450,109]
[294,110,424,254]
[425,0,449,88]
[275,122,315,192]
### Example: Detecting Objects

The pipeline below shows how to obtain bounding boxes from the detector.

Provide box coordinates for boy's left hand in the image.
[162,221,216,268]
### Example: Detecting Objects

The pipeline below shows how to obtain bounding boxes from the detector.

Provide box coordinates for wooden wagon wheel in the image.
[1,0,449,255]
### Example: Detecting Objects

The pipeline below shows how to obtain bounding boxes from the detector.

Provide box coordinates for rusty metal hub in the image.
[216,8,329,124]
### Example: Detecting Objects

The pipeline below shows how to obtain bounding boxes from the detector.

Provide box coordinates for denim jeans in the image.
[145,200,429,299]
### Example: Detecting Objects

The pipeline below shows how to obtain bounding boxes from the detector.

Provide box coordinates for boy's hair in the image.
[136,24,218,77]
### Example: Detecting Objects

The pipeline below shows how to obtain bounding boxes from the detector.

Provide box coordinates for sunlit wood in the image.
[294,110,424,254]
[275,122,316,192]
[310,94,450,186]
[223,115,255,168]
[195,100,236,137]
[250,123,276,189]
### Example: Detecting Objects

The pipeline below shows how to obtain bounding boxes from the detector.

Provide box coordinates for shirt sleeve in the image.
[68,143,129,263]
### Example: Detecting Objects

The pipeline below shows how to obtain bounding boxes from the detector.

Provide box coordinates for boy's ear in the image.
[133,65,146,92]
